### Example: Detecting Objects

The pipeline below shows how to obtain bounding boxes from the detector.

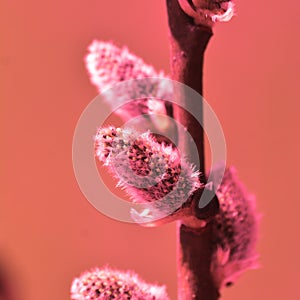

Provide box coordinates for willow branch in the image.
[166,0,220,299]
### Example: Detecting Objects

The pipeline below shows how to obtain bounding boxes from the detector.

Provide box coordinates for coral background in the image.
[1,1,299,299]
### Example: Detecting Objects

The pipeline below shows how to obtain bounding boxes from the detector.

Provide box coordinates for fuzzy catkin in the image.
[211,167,259,287]
[85,41,172,127]
[95,126,201,219]
[85,40,165,89]
[71,267,169,300]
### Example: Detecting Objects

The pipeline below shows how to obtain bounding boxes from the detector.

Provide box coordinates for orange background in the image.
[1,1,300,299]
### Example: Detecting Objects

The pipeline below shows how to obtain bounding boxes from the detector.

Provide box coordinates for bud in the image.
[211,167,260,287]
[85,41,173,133]
[85,40,166,90]
[70,267,169,300]
[178,0,235,26]
[95,126,202,222]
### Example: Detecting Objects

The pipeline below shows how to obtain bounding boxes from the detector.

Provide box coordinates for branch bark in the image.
[177,223,220,300]
[166,0,212,176]
[166,0,220,299]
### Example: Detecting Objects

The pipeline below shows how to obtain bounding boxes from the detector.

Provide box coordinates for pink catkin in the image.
[85,40,171,128]
[71,267,169,300]
[211,167,260,288]
[95,126,201,220]
[85,40,164,90]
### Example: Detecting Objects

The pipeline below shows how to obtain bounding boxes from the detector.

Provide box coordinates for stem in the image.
[166,0,220,299]
[0,266,15,300]
[166,0,212,176]
[177,224,220,300]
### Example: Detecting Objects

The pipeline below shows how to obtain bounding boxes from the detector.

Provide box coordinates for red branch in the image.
[166,0,220,299]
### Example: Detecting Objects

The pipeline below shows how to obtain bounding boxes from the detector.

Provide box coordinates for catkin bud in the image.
[178,0,235,26]
[211,167,259,288]
[71,267,169,300]
[85,40,173,133]
[95,126,201,221]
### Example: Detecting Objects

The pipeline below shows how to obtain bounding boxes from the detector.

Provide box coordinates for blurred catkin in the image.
[71,267,169,300]
[211,167,259,287]
[85,40,173,133]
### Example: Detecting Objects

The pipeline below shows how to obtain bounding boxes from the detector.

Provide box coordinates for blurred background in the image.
[1,0,299,299]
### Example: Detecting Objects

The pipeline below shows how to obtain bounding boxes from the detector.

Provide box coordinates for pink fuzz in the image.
[211,167,260,287]
[95,126,201,219]
[71,267,169,300]
[85,40,171,131]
